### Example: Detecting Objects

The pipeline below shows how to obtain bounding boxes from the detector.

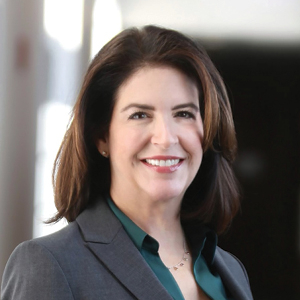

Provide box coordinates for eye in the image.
[128,111,149,120]
[174,110,196,119]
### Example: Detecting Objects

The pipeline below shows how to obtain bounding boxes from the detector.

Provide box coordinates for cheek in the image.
[198,119,204,142]
[186,134,203,171]
[186,128,203,153]
[108,127,146,157]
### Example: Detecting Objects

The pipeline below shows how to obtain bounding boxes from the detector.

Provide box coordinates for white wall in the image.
[0,0,44,283]
[0,0,94,283]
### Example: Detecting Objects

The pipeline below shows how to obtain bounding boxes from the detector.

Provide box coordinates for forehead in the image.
[115,66,199,107]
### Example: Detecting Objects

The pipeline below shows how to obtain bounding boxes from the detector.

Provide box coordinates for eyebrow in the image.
[172,103,199,111]
[121,102,199,112]
[121,104,155,112]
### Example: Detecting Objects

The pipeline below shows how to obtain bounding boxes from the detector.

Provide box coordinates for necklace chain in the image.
[166,241,190,271]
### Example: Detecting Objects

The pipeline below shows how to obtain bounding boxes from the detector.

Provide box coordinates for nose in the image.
[151,117,178,149]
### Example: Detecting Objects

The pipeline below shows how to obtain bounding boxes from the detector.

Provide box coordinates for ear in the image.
[96,138,109,157]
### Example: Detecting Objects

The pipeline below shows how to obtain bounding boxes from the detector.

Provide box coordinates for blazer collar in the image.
[214,249,253,300]
[76,196,173,300]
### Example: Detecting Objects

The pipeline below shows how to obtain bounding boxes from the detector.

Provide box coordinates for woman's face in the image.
[97,66,204,203]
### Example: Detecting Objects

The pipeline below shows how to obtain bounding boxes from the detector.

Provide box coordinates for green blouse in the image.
[107,197,232,300]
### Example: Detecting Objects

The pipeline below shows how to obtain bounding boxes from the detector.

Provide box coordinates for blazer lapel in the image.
[214,249,253,300]
[76,197,173,300]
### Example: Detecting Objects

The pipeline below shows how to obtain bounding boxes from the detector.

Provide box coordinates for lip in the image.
[140,156,184,173]
[140,155,183,160]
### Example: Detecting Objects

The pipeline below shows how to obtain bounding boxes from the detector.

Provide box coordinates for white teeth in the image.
[145,159,180,166]
[160,160,166,166]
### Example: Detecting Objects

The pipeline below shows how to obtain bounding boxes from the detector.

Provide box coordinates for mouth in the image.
[140,156,184,173]
[144,158,181,167]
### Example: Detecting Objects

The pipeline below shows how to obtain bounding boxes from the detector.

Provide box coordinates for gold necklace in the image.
[166,241,190,271]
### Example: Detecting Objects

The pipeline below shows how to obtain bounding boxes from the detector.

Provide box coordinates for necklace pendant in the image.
[166,240,190,271]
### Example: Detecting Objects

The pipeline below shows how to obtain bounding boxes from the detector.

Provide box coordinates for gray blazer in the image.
[1,198,253,300]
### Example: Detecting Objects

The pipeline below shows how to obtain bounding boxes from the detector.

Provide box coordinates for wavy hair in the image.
[49,25,239,234]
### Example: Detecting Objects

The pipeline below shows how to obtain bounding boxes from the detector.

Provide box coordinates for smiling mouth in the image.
[144,159,181,167]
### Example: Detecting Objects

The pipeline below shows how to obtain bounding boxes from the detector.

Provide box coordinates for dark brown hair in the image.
[50,25,239,234]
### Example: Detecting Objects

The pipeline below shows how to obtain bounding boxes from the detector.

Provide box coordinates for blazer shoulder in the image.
[33,221,80,248]
[215,246,250,284]
[1,238,75,300]
[1,223,81,300]
[214,247,253,300]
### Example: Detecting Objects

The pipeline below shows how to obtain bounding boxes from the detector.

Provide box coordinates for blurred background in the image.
[0,0,299,298]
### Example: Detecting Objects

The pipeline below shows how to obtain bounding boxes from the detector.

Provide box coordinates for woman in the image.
[1,25,253,300]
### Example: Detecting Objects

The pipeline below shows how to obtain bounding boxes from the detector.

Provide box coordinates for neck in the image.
[110,188,185,244]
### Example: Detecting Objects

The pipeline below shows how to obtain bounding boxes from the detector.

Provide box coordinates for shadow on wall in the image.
[208,43,300,300]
